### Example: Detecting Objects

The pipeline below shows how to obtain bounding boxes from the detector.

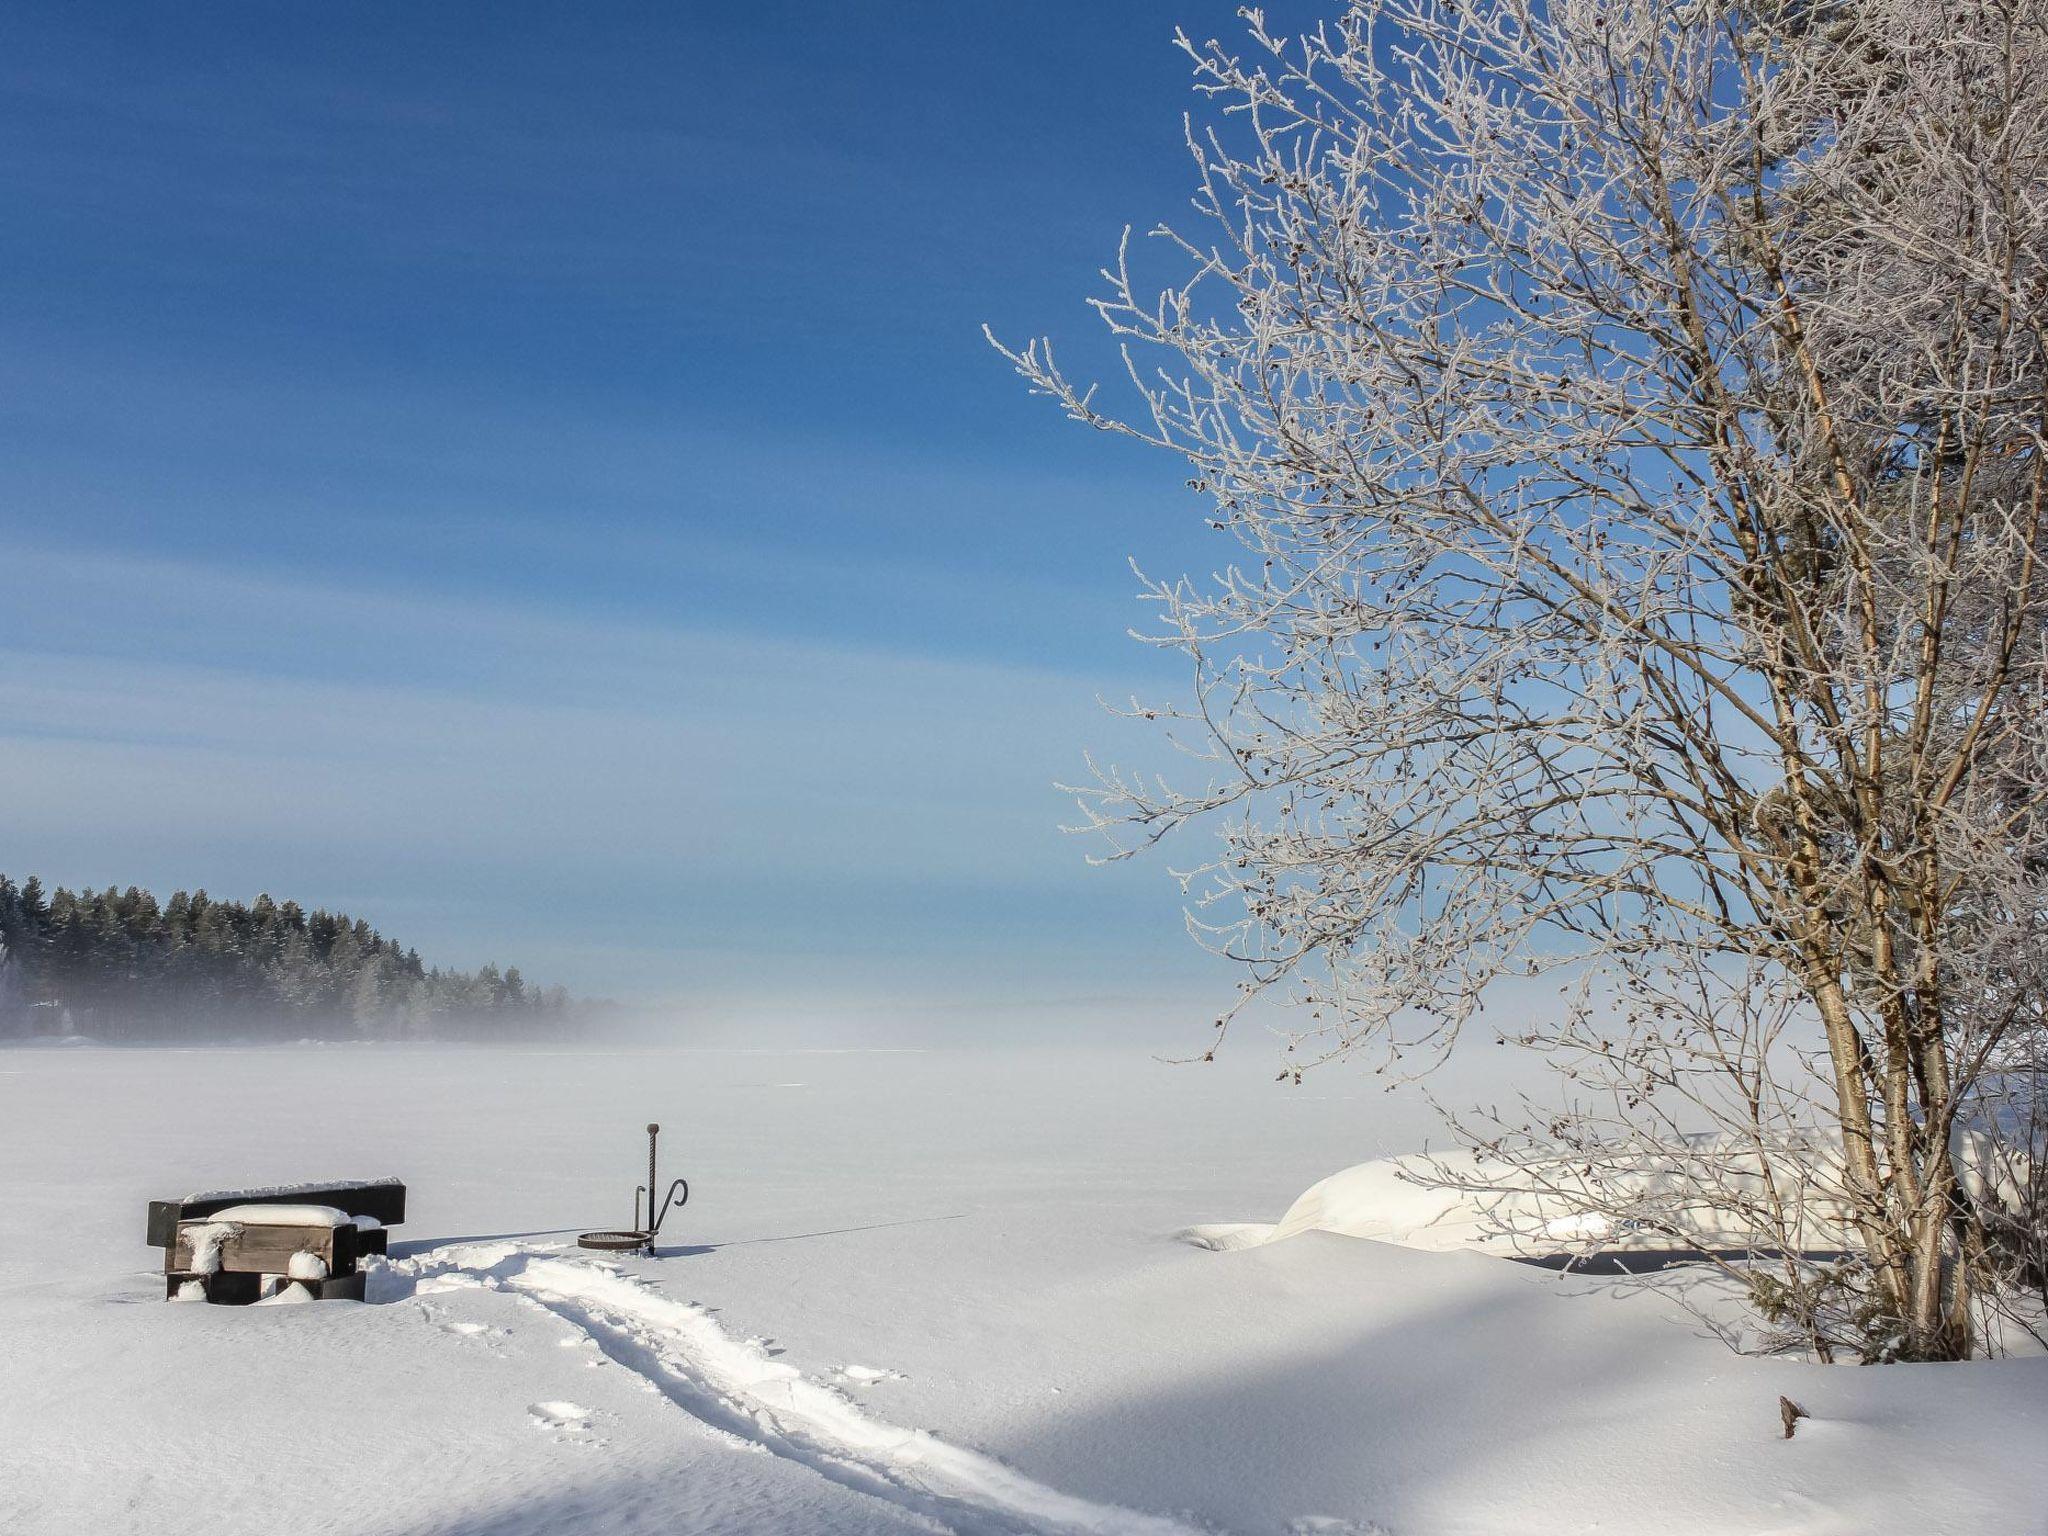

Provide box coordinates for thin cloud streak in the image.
[0,547,1199,1020]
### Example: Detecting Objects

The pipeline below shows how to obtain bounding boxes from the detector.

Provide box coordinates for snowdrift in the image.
[1186,1134,2025,1257]
[1184,1152,1522,1254]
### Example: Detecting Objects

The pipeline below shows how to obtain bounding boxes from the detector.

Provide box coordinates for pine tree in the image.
[0,873,581,1040]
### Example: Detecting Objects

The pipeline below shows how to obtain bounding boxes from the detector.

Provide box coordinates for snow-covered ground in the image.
[3,1044,2043,1536]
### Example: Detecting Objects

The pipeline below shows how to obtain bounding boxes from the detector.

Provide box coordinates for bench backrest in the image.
[146,1179,406,1247]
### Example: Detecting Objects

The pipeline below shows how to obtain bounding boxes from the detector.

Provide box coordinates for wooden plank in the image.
[171,1219,357,1277]
[316,1271,367,1302]
[147,1179,405,1247]
[146,1201,180,1248]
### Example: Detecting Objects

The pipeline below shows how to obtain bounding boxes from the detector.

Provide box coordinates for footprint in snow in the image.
[415,1302,506,1343]
[836,1365,903,1385]
[417,1273,487,1296]
[529,1401,594,1432]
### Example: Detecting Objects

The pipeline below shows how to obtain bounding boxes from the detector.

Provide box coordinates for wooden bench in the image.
[147,1179,405,1303]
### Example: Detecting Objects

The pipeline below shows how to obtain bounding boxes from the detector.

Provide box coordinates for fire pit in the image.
[578,1122,688,1256]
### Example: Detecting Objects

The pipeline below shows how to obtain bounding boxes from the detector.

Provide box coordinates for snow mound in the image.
[1186,1135,1997,1257]
[182,1221,237,1275]
[1260,1154,1505,1253]
[1179,1157,1494,1254]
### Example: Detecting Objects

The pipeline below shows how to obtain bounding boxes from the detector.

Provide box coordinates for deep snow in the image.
[2,1044,2043,1536]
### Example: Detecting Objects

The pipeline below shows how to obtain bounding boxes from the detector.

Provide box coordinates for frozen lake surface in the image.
[3,1044,2043,1535]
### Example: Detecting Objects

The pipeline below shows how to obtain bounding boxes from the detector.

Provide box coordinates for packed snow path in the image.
[393,1243,1211,1536]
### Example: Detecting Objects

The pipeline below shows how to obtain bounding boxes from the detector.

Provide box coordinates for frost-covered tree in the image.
[997,0,2048,1359]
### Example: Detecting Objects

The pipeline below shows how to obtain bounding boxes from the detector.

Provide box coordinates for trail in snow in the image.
[391,1244,1214,1536]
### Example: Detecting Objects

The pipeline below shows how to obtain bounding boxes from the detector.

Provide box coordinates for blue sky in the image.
[0,2,1297,1035]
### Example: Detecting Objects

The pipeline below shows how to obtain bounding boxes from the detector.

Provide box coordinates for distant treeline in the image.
[0,875,584,1041]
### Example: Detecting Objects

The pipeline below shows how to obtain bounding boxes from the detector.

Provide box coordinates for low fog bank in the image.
[0,1006,609,1048]
[0,961,1575,1143]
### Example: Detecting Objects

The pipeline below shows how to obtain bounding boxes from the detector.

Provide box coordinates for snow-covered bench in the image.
[146,1178,405,1303]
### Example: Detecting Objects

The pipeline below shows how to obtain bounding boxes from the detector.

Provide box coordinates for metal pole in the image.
[646,1123,660,1252]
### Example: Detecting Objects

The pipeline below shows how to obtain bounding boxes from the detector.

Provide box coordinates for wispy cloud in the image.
[0,545,1204,1019]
